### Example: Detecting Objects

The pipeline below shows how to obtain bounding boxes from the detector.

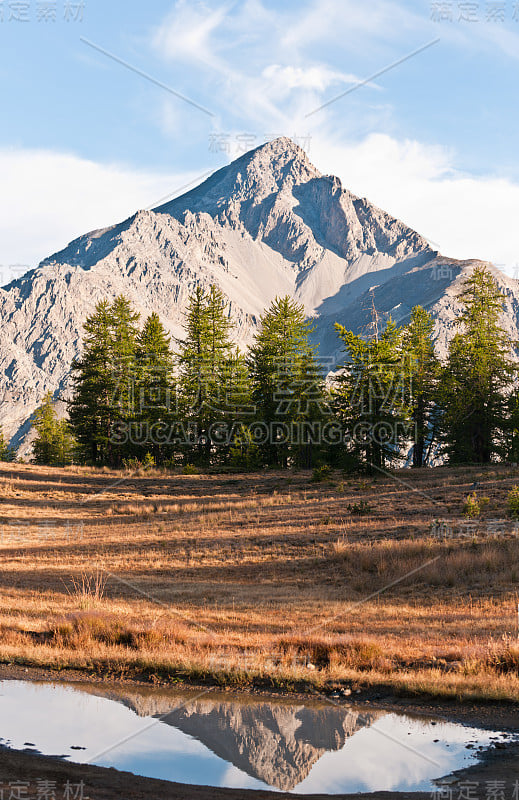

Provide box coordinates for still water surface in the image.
[0,680,510,793]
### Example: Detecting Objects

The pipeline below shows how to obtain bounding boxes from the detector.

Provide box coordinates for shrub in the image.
[312,465,332,482]
[508,486,519,519]
[347,499,372,515]
[182,463,199,475]
[462,492,480,518]
[0,427,15,462]
[122,456,141,471]
[52,614,186,652]
[142,452,156,471]
[53,614,132,648]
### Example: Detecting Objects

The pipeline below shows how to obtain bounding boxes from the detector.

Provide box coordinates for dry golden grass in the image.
[2,461,519,699]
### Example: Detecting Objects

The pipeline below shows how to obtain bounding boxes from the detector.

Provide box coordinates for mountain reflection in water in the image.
[0,681,503,793]
[116,693,377,791]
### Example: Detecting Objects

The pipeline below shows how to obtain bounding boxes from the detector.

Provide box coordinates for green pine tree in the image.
[176,285,248,465]
[438,267,515,464]
[402,306,440,467]
[69,299,114,465]
[0,427,15,462]
[133,312,175,465]
[247,296,326,468]
[333,318,411,471]
[32,392,75,466]
[505,391,519,463]
[69,296,139,466]
[109,296,140,466]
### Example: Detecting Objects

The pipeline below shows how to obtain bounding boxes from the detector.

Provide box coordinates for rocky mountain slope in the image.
[0,136,517,449]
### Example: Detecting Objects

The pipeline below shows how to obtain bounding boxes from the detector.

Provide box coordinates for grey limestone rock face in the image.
[0,137,516,452]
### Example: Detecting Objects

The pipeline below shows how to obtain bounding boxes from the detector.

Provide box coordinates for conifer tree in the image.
[0,427,15,462]
[402,306,440,467]
[438,267,514,463]
[333,319,411,471]
[133,312,175,464]
[505,391,519,463]
[176,285,248,464]
[109,296,140,466]
[32,392,75,466]
[69,296,139,466]
[248,296,326,468]
[69,299,113,464]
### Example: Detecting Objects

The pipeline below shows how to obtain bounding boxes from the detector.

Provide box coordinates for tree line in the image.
[26,266,519,472]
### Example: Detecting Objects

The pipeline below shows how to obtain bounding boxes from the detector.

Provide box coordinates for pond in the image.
[0,680,513,793]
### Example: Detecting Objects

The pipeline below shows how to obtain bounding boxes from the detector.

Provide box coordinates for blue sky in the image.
[1,0,519,277]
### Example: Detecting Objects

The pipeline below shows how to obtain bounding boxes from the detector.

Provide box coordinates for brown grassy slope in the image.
[1,462,519,699]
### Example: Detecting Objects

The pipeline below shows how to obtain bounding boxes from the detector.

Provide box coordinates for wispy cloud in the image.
[4,0,519,278]
[151,0,233,69]
[148,0,392,131]
[279,0,428,54]
[261,64,380,97]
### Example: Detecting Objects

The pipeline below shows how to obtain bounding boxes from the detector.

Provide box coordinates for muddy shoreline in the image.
[1,662,518,799]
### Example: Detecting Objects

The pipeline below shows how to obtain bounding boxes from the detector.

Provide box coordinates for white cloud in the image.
[148,0,395,132]
[2,133,518,292]
[0,148,198,276]
[6,0,519,288]
[310,133,519,273]
[279,0,426,54]
[261,64,377,96]
[428,14,519,63]
[151,0,231,69]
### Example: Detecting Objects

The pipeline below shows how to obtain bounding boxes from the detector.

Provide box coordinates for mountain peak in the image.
[153,135,430,278]
[154,136,319,220]
[245,135,317,169]
[242,135,320,184]
[0,135,513,454]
